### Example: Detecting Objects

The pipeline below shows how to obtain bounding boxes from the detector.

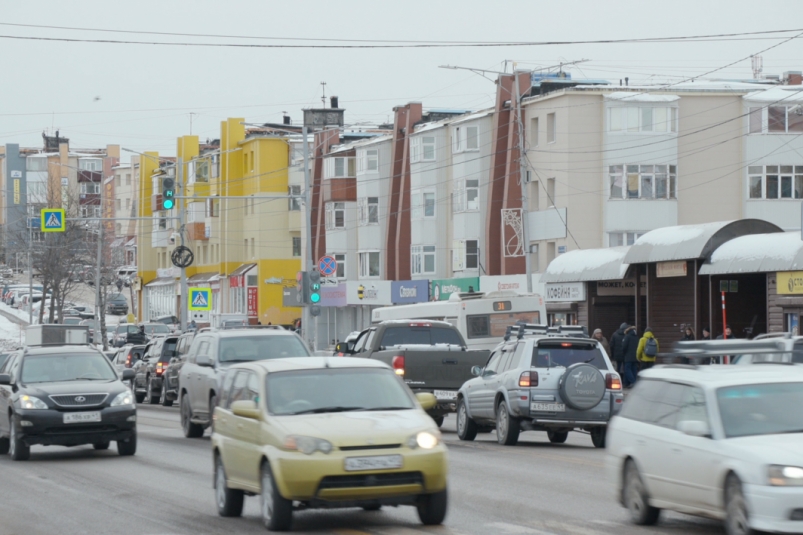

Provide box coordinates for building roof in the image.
[623,220,783,264]
[144,277,176,287]
[743,85,803,103]
[604,92,680,103]
[541,246,631,283]
[699,231,803,275]
[187,271,220,283]
[229,263,256,278]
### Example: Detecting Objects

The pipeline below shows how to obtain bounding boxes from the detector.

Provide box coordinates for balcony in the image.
[322,178,356,203]
[186,222,207,241]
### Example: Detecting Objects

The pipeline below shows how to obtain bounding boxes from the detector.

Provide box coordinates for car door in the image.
[468,350,503,419]
[222,371,253,484]
[180,337,202,403]
[0,353,19,437]
[193,338,216,415]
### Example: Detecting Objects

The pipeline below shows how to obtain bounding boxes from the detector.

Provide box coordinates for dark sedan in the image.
[0,346,137,460]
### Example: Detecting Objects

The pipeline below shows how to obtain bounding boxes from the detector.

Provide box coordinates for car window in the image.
[160,340,178,361]
[651,382,686,429]
[352,331,369,353]
[218,335,309,363]
[246,372,260,403]
[197,341,210,358]
[379,326,462,347]
[498,350,514,373]
[484,351,503,374]
[717,382,803,438]
[676,386,709,428]
[219,369,238,409]
[20,353,117,383]
[532,341,609,370]
[228,371,249,407]
[619,379,675,425]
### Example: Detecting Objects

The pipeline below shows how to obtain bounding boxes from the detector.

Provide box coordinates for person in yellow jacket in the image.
[636,328,659,371]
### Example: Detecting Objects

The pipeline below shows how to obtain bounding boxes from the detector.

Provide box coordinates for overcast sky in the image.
[2,0,801,158]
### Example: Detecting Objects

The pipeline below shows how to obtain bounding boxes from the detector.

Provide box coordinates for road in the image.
[0,406,726,535]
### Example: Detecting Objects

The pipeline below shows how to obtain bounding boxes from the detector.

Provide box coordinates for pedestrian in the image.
[716,325,734,340]
[682,326,695,341]
[621,326,640,388]
[592,328,610,357]
[609,322,627,375]
[637,327,659,371]
[701,327,711,341]
[189,319,196,330]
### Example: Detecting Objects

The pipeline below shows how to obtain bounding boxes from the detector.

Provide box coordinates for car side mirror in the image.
[415,392,437,411]
[196,354,212,367]
[470,366,483,377]
[678,420,710,438]
[335,342,351,354]
[121,369,135,381]
[0,373,11,385]
[231,400,260,419]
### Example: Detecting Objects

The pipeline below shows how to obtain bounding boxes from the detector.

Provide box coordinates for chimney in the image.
[282,115,291,125]
[330,95,339,109]
[625,77,629,86]
[784,71,802,85]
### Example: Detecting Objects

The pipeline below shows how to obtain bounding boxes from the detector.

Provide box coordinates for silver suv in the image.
[178,326,310,438]
[456,324,624,448]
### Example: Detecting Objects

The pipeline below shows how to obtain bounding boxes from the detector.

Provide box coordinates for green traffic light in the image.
[163,199,175,209]
[310,293,321,303]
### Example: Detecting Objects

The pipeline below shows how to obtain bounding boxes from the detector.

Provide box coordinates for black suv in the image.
[178,326,310,438]
[106,294,129,315]
[132,336,179,404]
[0,346,137,460]
[113,324,148,348]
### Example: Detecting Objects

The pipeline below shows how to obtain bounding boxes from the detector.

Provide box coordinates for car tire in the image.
[0,436,9,455]
[261,461,293,531]
[147,377,159,404]
[456,398,477,441]
[496,401,520,446]
[117,431,137,456]
[416,487,448,526]
[133,380,145,403]
[181,393,204,438]
[215,456,244,517]
[362,504,382,512]
[725,474,753,535]
[590,427,607,448]
[9,419,30,461]
[160,382,173,407]
[547,431,569,444]
[93,441,110,450]
[432,415,444,428]
[624,460,660,525]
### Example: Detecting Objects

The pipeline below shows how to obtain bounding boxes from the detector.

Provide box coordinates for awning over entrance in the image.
[229,263,256,278]
[624,219,782,264]
[187,272,220,284]
[699,232,803,275]
[144,277,176,287]
[541,246,630,283]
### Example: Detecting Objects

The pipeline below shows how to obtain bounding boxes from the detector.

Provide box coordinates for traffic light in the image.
[162,174,176,210]
[309,270,321,304]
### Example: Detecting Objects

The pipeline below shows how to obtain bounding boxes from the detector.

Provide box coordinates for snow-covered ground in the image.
[0,301,33,323]
[0,311,25,351]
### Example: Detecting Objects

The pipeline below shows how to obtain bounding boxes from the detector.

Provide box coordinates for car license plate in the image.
[63,412,101,424]
[344,455,403,472]
[531,403,565,412]
[433,390,457,401]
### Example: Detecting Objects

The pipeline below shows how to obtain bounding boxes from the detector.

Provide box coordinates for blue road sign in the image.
[41,208,65,232]
[318,255,337,276]
[188,287,212,311]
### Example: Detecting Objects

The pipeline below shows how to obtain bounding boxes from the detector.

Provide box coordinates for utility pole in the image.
[178,158,188,332]
[95,185,109,350]
[513,70,534,293]
[302,126,315,350]
[27,206,32,324]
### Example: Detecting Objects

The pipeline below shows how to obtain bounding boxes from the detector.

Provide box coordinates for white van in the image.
[371,291,546,350]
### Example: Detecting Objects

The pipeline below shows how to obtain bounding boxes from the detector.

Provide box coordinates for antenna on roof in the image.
[320,81,327,108]
[751,55,763,79]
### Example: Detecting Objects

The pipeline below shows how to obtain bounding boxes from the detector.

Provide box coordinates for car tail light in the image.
[519,371,539,387]
[606,373,622,391]
[408,323,431,327]
[391,355,405,376]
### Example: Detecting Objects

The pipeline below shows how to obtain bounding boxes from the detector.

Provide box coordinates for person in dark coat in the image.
[621,326,640,388]
[716,325,734,340]
[701,327,711,341]
[682,327,696,341]
[609,322,627,374]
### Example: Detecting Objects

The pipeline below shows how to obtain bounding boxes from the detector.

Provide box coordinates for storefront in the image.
[430,277,480,301]
[229,263,257,319]
[143,276,177,321]
[391,280,429,304]
[480,274,528,295]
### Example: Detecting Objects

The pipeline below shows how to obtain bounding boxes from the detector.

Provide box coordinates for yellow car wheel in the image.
[215,456,244,517]
[417,487,448,525]
[261,462,292,531]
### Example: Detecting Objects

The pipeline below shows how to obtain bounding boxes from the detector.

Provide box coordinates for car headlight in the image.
[282,435,333,455]
[18,395,48,410]
[111,391,135,407]
[406,430,441,450]
[769,465,803,486]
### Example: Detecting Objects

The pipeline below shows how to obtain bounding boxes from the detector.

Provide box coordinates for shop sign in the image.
[777,271,803,295]
[430,277,480,301]
[480,274,529,295]
[545,282,586,302]
[391,280,429,304]
[247,287,258,316]
[346,281,392,305]
[320,283,348,307]
[156,267,180,278]
[596,277,646,296]
[656,261,687,278]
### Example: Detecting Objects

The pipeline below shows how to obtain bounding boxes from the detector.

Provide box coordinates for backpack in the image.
[644,337,658,357]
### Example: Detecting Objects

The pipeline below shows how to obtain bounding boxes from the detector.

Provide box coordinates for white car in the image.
[607,364,803,535]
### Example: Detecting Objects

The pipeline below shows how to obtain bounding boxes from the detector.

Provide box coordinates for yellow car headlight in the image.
[282,435,333,455]
[407,430,441,450]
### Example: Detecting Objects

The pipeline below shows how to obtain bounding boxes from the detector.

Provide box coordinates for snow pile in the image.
[701,232,803,274]
[544,246,630,282]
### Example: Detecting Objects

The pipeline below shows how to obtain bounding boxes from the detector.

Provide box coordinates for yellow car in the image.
[211,356,448,531]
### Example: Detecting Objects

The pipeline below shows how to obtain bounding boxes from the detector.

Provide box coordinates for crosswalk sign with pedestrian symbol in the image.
[188,287,212,311]
[41,208,66,232]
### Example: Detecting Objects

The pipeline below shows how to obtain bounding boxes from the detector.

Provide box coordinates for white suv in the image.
[456,324,623,448]
[607,364,803,535]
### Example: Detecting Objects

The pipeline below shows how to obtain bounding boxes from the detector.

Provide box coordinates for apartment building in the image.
[109,157,138,266]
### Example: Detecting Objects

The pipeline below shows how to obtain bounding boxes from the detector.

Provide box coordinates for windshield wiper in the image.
[359,406,412,411]
[291,406,363,415]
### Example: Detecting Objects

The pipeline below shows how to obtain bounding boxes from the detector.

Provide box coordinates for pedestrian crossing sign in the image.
[188,287,212,311]
[41,208,66,232]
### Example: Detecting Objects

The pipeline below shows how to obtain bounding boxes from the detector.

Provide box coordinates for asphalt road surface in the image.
[0,407,726,535]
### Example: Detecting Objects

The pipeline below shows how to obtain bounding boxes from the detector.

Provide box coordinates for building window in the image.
[292,237,301,257]
[80,206,102,219]
[334,253,346,278]
[329,157,356,178]
[411,245,436,275]
[325,202,346,230]
[78,158,102,171]
[466,125,479,151]
[547,113,556,143]
[115,175,121,187]
[748,165,803,199]
[27,181,47,202]
[454,179,480,213]
[411,136,436,163]
[412,190,436,218]
[608,107,677,133]
[359,251,380,278]
[115,198,122,210]
[547,178,556,206]
[749,107,763,134]
[358,197,379,225]
[452,126,462,153]
[465,240,479,269]
[26,157,48,172]
[609,164,677,200]
[31,231,44,243]
[609,232,645,247]
[357,149,378,172]
[762,106,803,133]
[530,117,539,147]
[126,173,132,186]
[206,197,219,218]
[288,185,301,211]
[79,183,101,194]
[125,198,131,210]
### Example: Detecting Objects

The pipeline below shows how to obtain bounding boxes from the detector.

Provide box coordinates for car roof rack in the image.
[220,324,284,331]
[504,322,589,341]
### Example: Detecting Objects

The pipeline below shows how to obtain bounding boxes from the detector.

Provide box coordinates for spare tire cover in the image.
[559,363,606,411]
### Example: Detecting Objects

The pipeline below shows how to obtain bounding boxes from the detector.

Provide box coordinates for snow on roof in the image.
[414,121,446,134]
[572,81,769,93]
[541,246,631,283]
[743,86,803,103]
[450,109,493,125]
[699,232,803,275]
[604,92,680,103]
